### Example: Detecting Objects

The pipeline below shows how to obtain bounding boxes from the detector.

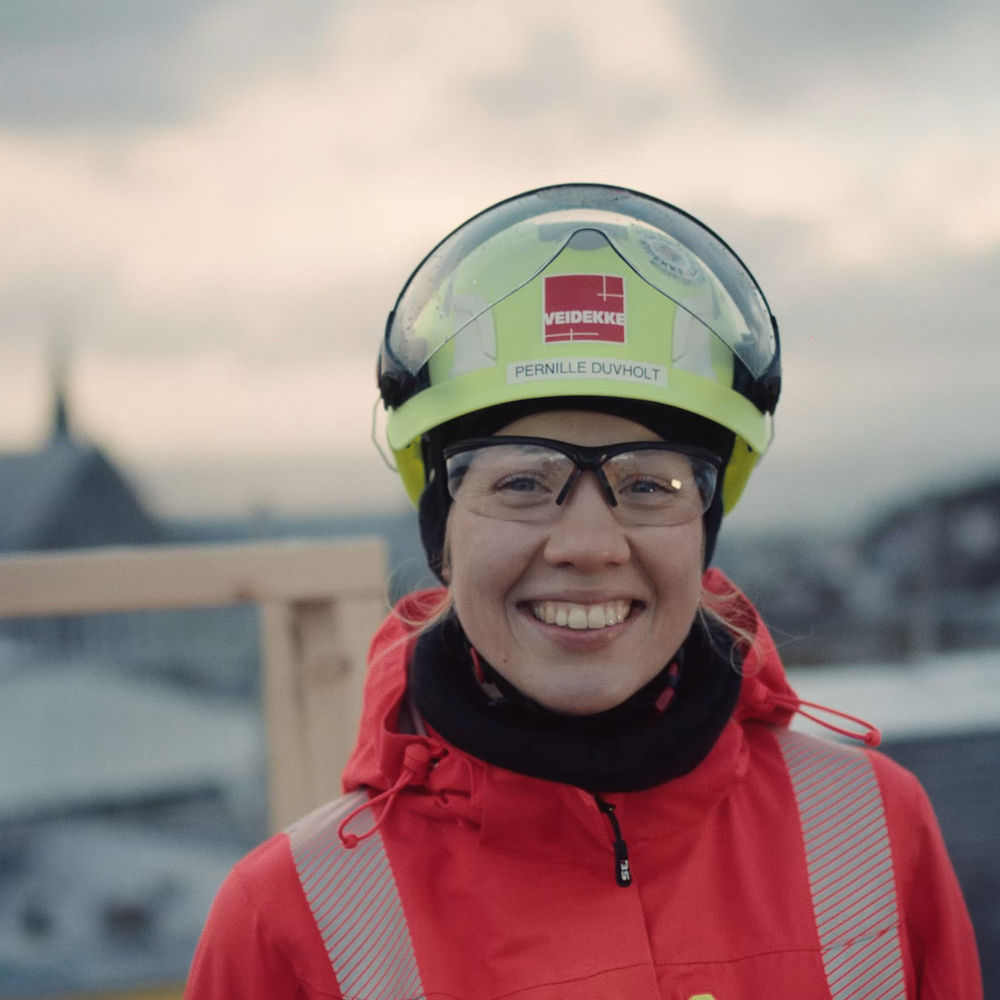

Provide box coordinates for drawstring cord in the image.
[753,681,882,746]
[338,742,443,849]
[791,697,882,746]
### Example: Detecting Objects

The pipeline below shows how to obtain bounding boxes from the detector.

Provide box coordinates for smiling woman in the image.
[445,410,705,717]
[184,184,982,999]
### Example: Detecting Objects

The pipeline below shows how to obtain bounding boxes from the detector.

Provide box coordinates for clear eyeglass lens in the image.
[445,443,714,525]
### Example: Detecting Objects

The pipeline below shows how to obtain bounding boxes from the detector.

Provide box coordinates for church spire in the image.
[49,341,71,442]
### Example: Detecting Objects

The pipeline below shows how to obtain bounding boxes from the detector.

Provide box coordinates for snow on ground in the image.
[0,641,261,997]
[0,646,262,823]
[0,819,243,997]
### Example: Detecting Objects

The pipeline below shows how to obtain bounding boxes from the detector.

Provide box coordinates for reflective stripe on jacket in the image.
[284,729,908,1000]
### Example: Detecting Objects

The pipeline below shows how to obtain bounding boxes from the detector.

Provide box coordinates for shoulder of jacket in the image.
[227,790,370,895]
[284,788,370,840]
[771,726,931,820]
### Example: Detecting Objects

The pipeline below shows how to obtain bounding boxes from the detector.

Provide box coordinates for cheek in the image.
[445,511,504,611]
[650,523,704,604]
[445,513,534,657]
[447,510,529,585]
[684,528,706,596]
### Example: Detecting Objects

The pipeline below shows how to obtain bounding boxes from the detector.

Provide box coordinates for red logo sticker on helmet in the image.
[543,274,625,343]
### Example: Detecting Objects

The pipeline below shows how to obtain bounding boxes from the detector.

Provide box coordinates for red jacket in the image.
[185,572,981,999]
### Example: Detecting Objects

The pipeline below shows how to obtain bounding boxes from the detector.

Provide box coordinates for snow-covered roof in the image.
[0,818,243,997]
[0,651,263,823]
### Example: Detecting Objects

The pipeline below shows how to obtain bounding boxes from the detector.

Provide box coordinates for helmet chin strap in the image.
[371,394,398,474]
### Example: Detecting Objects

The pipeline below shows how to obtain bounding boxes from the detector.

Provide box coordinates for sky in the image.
[1,0,998,532]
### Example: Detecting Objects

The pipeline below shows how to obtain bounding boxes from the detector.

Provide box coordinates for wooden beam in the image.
[0,538,387,617]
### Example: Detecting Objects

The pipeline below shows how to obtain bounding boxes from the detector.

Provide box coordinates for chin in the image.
[534,686,629,717]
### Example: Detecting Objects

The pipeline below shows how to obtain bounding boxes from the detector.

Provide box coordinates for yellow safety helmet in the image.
[378,183,781,514]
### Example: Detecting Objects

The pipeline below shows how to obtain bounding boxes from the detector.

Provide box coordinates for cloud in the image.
[0,0,703,359]
[0,0,211,128]
[0,0,343,130]
[671,0,1000,110]
[1,0,998,521]
[4,344,379,456]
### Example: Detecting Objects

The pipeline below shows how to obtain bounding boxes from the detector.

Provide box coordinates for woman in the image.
[185,184,981,998]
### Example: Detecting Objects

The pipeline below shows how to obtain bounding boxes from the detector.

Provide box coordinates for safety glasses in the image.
[443,436,719,526]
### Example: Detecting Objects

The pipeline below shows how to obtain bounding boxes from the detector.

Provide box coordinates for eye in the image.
[445,443,571,514]
[494,472,549,494]
[490,449,566,499]
[606,449,696,507]
[618,475,684,499]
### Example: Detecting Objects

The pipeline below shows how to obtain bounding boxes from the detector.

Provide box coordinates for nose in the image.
[542,471,631,569]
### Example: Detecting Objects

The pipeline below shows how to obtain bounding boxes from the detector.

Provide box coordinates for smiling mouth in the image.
[530,599,632,630]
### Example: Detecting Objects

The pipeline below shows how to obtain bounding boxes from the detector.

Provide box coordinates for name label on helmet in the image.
[543,274,626,343]
[507,358,666,386]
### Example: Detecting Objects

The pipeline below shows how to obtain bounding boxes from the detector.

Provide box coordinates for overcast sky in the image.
[2,0,998,531]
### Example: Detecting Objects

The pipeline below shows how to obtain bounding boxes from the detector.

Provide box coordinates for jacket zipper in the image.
[593,795,632,888]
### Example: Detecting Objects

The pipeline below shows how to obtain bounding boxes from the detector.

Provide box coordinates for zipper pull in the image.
[594,796,632,888]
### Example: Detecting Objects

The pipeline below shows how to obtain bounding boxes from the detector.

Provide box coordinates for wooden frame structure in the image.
[0,537,388,830]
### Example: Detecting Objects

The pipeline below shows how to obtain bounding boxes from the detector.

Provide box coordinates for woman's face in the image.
[445,409,705,715]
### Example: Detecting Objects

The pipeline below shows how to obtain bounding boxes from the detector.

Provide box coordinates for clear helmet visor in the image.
[385,184,778,382]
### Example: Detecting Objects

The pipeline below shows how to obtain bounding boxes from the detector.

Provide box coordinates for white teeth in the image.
[531,600,631,630]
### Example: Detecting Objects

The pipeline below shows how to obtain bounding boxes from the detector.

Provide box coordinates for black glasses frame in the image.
[443,435,720,512]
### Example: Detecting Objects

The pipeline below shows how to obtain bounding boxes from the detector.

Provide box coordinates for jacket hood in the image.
[339,570,879,861]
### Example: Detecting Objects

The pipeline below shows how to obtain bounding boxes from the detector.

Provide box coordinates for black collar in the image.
[410,614,742,793]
